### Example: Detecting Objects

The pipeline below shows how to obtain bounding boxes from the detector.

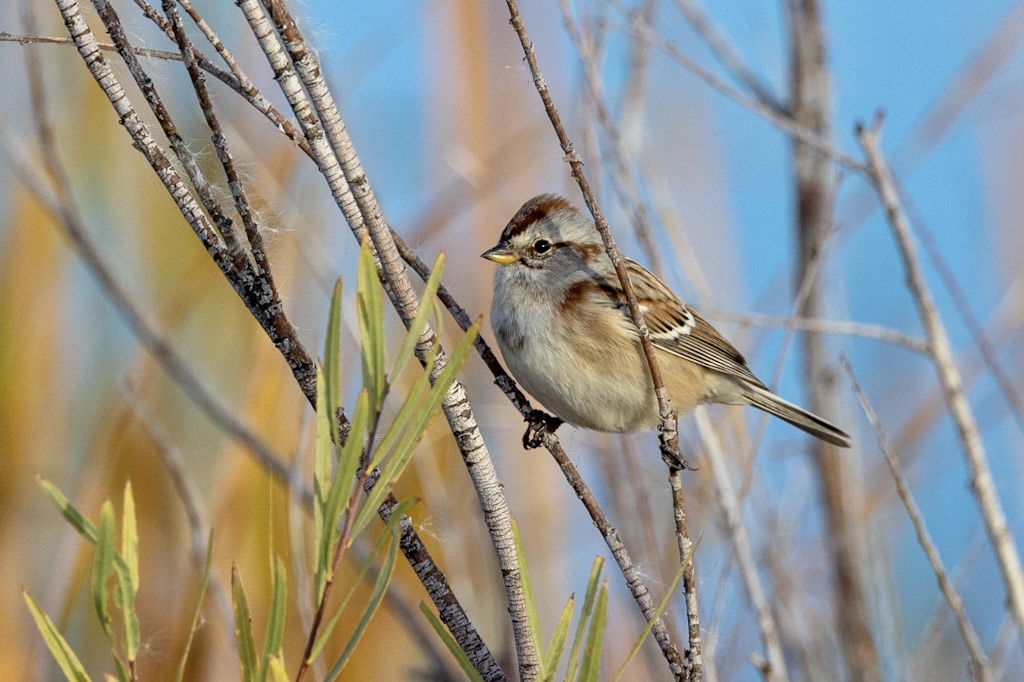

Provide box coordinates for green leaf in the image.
[324,277,344,447]
[315,389,370,603]
[94,502,130,681]
[118,483,140,665]
[115,557,140,665]
[260,556,288,682]
[391,320,479,463]
[577,581,608,682]
[419,602,485,682]
[390,252,445,381]
[92,501,116,642]
[362,352,434,477]
[611,559,688,682]
[352,321,479,540]
[512,519,545,679]
[307,523,394,664]
[566,557,604,681]
[324,527,400,681]
[175,531,214,682]
[266,655,289,682]
[357,238,386,417]
[38,478,97,544]
[543,594,575,679]
[120,482,139,595]
[24,591,92,682]
[232,564,258,682]
[313,364,334,603]
[330,387,370,546]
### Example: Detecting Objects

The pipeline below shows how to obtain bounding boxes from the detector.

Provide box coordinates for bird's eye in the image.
[533,239,552,255]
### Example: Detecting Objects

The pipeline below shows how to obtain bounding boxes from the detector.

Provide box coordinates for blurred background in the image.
[1,0,1023,679]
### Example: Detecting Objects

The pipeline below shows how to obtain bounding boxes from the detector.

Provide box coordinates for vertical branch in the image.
[669,471,702,681]
[786,2,879,678]
[857,117,1024,657]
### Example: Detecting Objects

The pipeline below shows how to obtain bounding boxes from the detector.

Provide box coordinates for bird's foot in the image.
[660,446,696,472]
[522,410,563,449]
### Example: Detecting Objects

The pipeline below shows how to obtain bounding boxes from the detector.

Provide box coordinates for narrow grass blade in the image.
[118,483,140,665]
[232,564,258,682]
[362,353,433,477]
[543,594,575,679]
[566,557,604,681]
[38,478,98,544]
[260,556,288,682]
[392,321,479,462]
[324,277,343,446]
[92,501,116,642]
[115,557,139,667]
[307,522,395,664]
[419,602,486,682]
[120,482,139,595]
[315,388,370,606]
[352,321,479,539]
[24,591,92,682]
[313,365,338,602]
[577,581,608,682]
[390,252,445,381]
[611,559,688,682]
[329,387,370,548]
[266,655,289,682]
[324,528,400,681]
[512,519,545,678]
[175,531,214,682]
[357,239,386,417]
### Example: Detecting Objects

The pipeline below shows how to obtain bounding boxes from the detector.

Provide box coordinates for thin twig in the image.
[0,30,314,156]
[669,470,703,681]
[537,431,687,678]
[841,359,989,681]
[903,200,1024,433]
[161,0,275,283]
[56,0,319,401]
[708,310,930,355]
[556,0,662,273]
[695,410,788,681]
[603,0,867,175]
[857,114,1024,654]
[671,0,784,111]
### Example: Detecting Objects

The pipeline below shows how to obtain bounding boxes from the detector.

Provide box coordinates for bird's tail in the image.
[742,383,852,448]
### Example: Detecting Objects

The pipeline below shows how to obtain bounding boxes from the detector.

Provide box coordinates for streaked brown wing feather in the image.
[600,260,765,387]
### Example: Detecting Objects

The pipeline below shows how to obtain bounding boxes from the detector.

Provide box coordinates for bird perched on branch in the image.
[482,194,851,450]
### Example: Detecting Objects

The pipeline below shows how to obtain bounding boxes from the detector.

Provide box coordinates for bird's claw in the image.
[660,444,696,472]
[522,410,563,449]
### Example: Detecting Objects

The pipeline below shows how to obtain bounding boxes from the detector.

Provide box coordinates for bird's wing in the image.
[601,259,765,387]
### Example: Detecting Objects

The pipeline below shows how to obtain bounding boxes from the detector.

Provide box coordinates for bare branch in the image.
[842,359,990,681]
[695,410,788,681]
[857,115,1024,655]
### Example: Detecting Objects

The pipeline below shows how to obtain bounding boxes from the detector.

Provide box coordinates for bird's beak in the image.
[481,243,517,265]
